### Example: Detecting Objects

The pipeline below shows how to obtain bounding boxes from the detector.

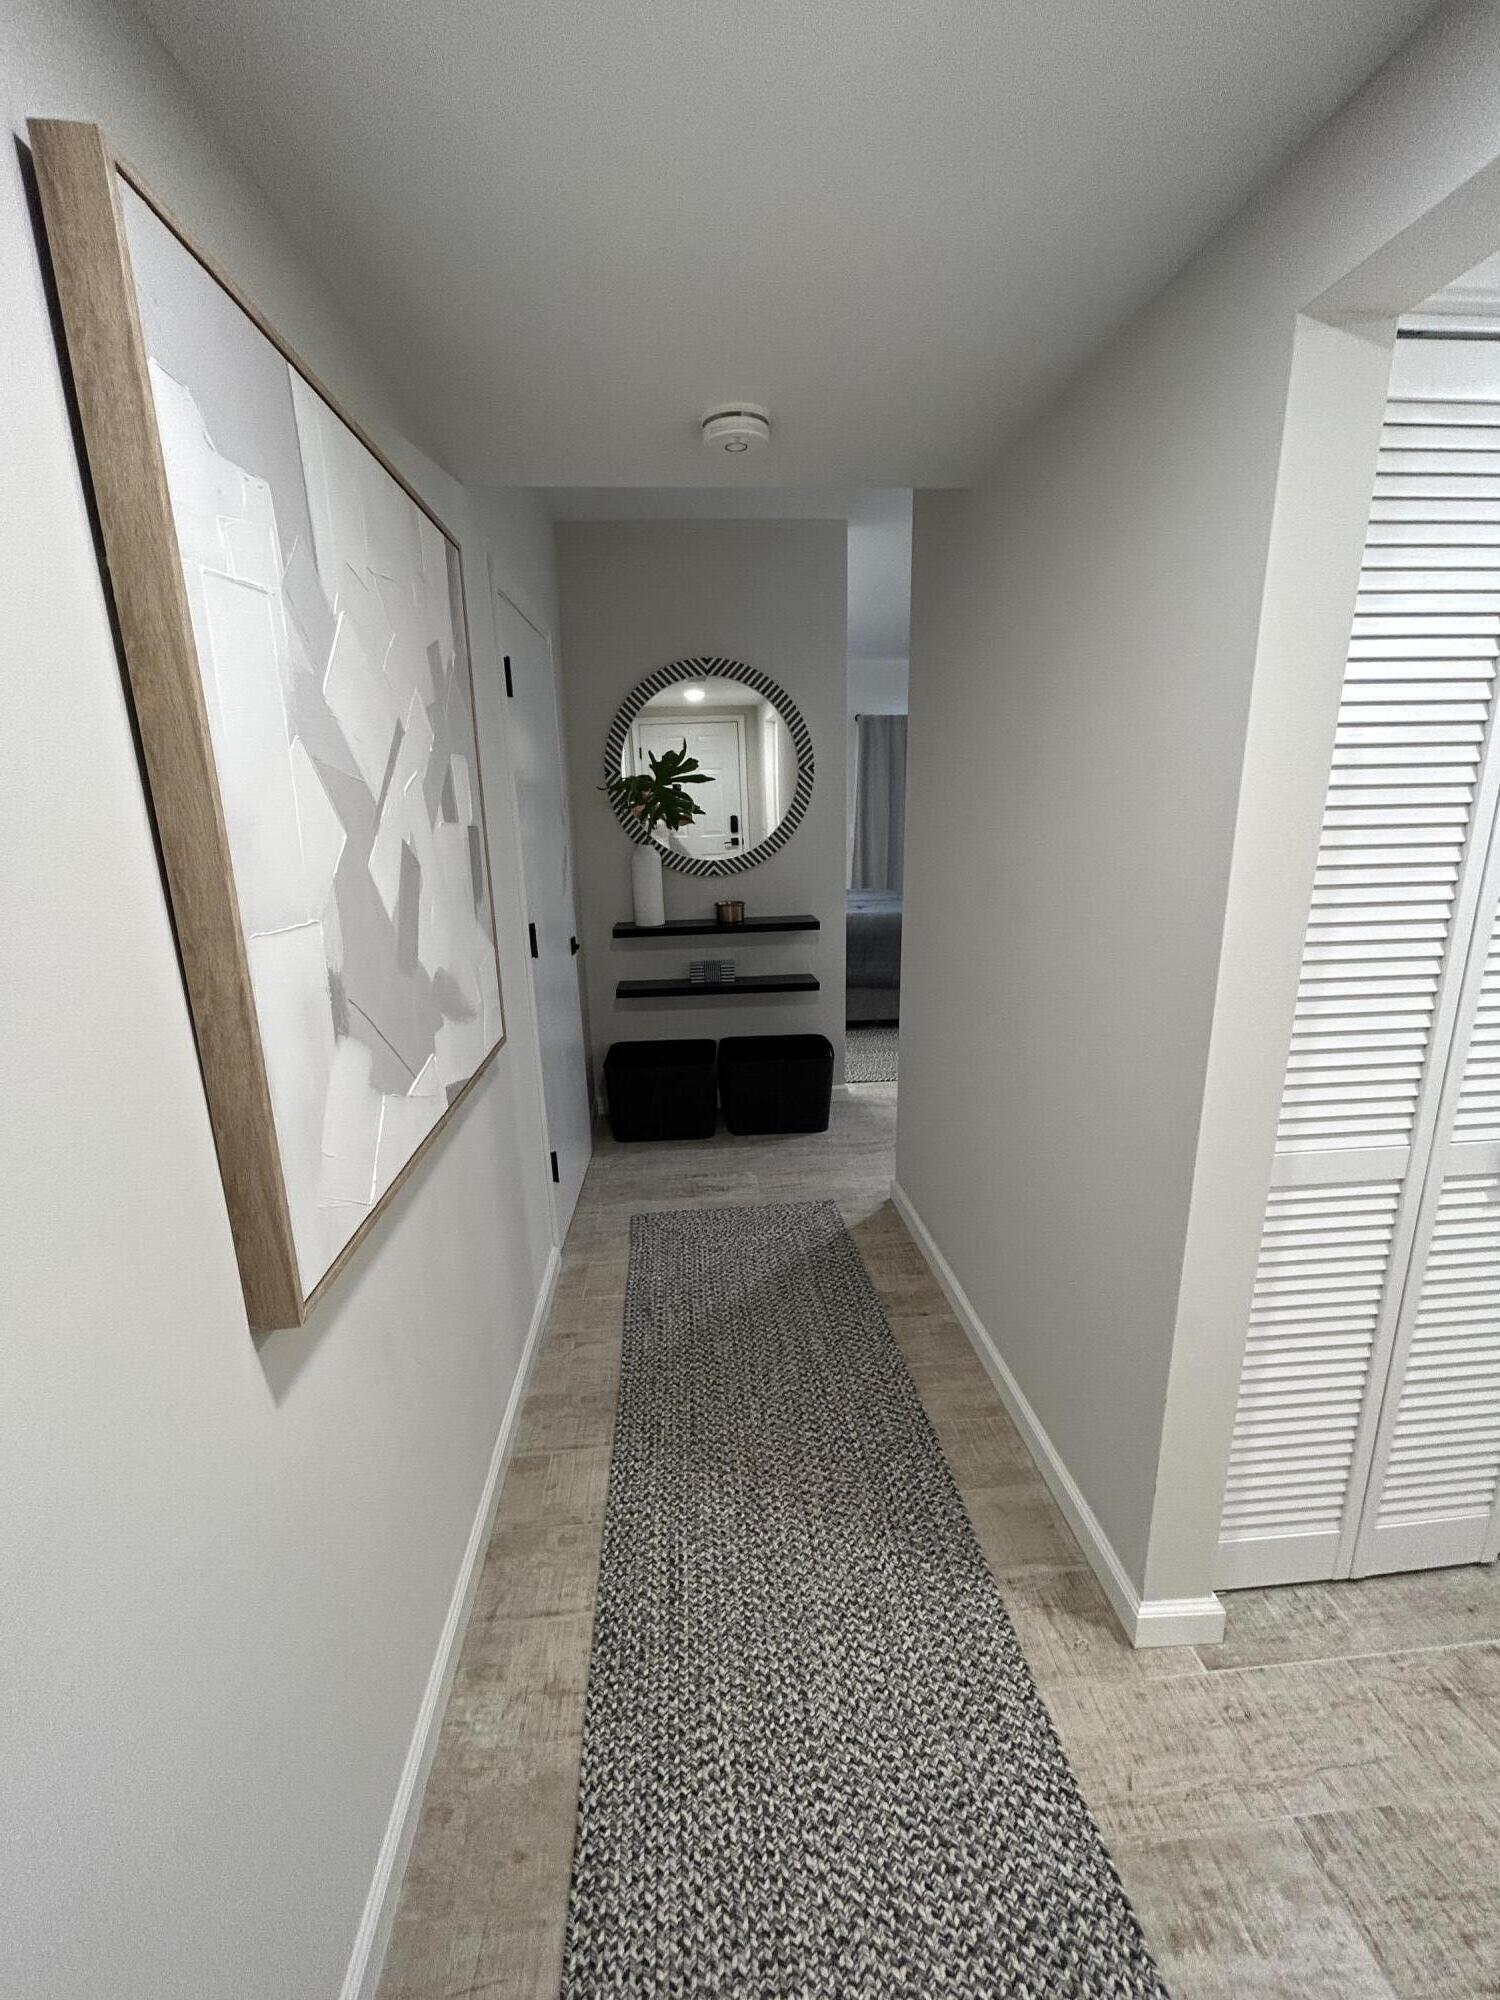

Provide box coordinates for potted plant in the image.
[605,742,711,926]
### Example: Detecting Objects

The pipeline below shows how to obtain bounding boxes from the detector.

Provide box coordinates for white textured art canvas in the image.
[121,185,503,1296]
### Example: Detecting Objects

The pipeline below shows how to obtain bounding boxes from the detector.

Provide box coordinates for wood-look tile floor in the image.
[378,1087,1500,2000]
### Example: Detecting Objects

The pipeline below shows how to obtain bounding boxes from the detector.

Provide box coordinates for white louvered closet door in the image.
[1352,844,1500,1573]
[1218,342,1500,1590]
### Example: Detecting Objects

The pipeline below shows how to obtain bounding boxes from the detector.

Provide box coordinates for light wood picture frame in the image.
[30,119,507,1333]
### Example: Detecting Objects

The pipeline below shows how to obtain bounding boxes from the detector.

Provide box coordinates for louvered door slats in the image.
[1347,354,1500,1572]
[1220,354,1500,1588]
[1280,600,1478,1153]
[1453,929,1500,1142]
[1219,1182,1401,1568]
[1372,1175,1500,1538]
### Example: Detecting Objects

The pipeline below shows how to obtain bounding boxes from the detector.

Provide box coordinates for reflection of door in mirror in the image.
[631,714,751,858]
[761,702,793,832]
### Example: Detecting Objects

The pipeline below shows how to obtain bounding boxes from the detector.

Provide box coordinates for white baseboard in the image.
[1130,1594,1228,1647]
[340,1242,562,2000]
[889,1182,1224,1651]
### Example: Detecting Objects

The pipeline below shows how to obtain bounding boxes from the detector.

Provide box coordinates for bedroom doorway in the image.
[845,492,912,1089]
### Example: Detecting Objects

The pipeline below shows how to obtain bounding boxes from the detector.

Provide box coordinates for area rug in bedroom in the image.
[845,1022,898,1083]
[561,1199,1169,1998]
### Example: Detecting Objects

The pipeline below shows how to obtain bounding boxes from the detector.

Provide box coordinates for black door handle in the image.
[570,935,580,955]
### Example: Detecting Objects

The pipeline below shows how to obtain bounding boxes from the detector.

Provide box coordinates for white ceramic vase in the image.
[631,841,666,928]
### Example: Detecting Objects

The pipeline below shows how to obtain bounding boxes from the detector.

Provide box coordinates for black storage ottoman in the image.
[604,1039,718,1142]
[718,1034,834,1136]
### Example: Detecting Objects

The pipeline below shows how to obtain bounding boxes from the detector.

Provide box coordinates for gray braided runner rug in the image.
[562,1199,1168,1998]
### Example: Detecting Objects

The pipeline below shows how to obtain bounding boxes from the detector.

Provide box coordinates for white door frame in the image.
[1144,148,1500,1611]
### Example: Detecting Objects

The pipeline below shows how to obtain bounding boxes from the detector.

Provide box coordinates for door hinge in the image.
[528,921,538,958]
[570,934,580,955]
[549,1150,560,1184]
[503,653,514,698]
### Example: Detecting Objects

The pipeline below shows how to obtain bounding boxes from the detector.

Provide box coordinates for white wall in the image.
[0,1,564,1994]
[849,656,910,714]
[898,0,1500,1617]
[556,520,847,1080]
[846,491,913,659]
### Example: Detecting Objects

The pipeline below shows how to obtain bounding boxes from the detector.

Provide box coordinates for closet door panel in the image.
[1354,1155,1500,1571]
[1348,375,1500,1576]
[1218,374,1500,1590]
[1353,888,1500,1573]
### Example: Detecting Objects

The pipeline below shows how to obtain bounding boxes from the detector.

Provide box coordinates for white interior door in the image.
[1218,352,1500,1589]
[632,715,747,859]
[496,586,591,1236]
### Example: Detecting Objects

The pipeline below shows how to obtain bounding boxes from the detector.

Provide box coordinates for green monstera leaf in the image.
[605,740,713,834]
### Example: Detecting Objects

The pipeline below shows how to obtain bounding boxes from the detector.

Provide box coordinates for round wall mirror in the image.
[604,656,814,877]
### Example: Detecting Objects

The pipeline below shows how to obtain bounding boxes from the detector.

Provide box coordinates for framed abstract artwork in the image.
[30,120,506,1332]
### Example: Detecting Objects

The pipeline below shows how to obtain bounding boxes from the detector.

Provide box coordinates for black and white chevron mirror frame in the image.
[604,655,815,878]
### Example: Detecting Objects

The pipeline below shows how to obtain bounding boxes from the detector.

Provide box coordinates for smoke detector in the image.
[701,403,771,456]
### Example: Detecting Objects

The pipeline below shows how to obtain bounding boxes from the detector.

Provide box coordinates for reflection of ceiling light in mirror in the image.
[682,685,706,702]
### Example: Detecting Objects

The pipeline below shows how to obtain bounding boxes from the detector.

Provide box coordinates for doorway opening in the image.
[845,492,912,1091]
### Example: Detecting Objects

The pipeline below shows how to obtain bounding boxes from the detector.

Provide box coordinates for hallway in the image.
[20,7,1500,1994]
[378,1092,1500,2000]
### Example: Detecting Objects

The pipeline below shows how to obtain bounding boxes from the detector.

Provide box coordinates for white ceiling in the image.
[140,0,1442,488]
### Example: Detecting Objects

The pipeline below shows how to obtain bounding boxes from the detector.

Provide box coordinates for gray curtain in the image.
[850,714,908,892]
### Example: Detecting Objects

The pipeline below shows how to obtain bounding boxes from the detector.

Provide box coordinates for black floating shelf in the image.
[613,913,820,939]
[616,973,821,1000]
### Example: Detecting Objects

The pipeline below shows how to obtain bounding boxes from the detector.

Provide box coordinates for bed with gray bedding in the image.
[846,888,902,1023]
